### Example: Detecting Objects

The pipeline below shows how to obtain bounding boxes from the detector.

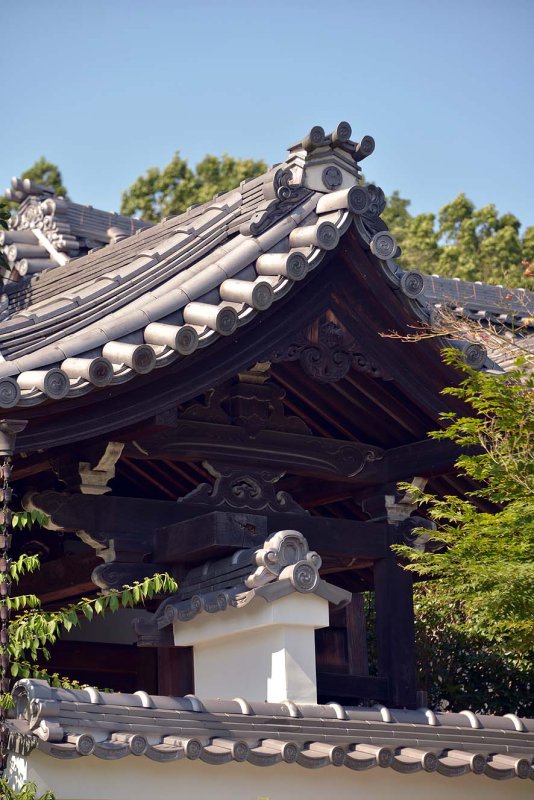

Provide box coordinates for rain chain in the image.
[0,420,27,775]
[0,454,13,773]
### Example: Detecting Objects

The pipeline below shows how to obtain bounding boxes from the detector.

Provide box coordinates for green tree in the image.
[1,510,177,800]
[393,343,534,710]
[521,226,534,265]
[20,158,68,197]
[120,151,267,222]
[384,190,533,288]
[436,195,523,285]
[414,585,533,715]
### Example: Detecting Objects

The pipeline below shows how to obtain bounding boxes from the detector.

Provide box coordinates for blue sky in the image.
[2,0,533,227]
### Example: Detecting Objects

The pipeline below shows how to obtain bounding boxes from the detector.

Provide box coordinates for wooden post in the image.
[346,593,369,677]
[373,526,417,709]
[157,647,194,696]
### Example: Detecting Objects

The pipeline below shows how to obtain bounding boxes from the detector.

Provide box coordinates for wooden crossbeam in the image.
[317,673,389,703]
[16,552,100,604]
[154,511,389,563]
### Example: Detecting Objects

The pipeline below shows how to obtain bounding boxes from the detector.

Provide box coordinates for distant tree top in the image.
[120,151,268,222]
[20,157,68,198]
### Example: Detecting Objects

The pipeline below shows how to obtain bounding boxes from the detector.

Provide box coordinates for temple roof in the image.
[1,122,531,413]
[8,679,534,781]
[1,177,150,282]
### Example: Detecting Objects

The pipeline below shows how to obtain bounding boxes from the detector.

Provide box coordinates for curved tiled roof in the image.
[0,123,400,409]
[0,122,532,410]
[1,177,151,281]
[8,679,534,780]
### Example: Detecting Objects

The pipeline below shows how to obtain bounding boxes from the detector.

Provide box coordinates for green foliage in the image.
[1,507,176,797]
[1,511,177,716]
[363,588,533,714]
[0,779,55,800]
[20,158,67,197]
[11,510,49,531]
[522,226,534,264]
[120,151,267,222]
[5,570,177,685]
[0,198,9,229]
[414,584,533,715]
[394,350,534,656]
[383,190,533,287]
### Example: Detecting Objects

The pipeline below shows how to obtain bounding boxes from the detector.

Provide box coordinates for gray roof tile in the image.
[1,122,532,408]
[7,679,534,780]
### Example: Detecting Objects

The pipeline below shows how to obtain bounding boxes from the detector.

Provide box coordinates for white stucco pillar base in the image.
[173,592,329,703]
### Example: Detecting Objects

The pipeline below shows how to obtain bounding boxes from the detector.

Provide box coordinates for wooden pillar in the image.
[373,526,417,709]
[157,646,194,696]
[346,593,369,676]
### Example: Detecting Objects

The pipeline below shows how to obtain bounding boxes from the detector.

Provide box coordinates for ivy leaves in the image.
[10,511,49,531]
[6,572,177,683]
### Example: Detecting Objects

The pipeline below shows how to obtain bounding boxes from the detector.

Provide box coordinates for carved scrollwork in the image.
[395,515,442,553]
[240,169,312,237]
[321,441,382,478]
[270,321,391,383]
[246,530,321,589]
[179,463,307,515]
[180,377,310,436]
[273,168,299,201]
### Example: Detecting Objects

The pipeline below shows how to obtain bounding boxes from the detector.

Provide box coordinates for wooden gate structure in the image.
[1,121,532,710]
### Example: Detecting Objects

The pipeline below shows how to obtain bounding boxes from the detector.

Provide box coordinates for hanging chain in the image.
[0,420,27,777]
[0,453,13,774]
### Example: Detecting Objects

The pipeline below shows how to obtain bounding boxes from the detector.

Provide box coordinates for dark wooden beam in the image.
[123,420,384,482]
[286,437,465,508]
[385,437,465,482]
[346,593,369,676]
[157,647,194,696]
[268,514,388,559]
[17,552,100,604]
[317,673,388,703]
[154,511,268,563]
[27,491,198,535]
[125,432,463,498]
[29,493,390,564]
[154,511,389,564]
[373,526,417,709]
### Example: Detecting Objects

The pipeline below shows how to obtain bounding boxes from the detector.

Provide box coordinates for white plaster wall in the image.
[174,593,330,703]
[194,624,319,703]
[173,593,329,646]
[11,751,534,800]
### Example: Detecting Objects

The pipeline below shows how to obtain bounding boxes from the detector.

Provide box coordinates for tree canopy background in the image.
[119,152,268,222]
[382,191,534,288]
[20,157,68,197]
